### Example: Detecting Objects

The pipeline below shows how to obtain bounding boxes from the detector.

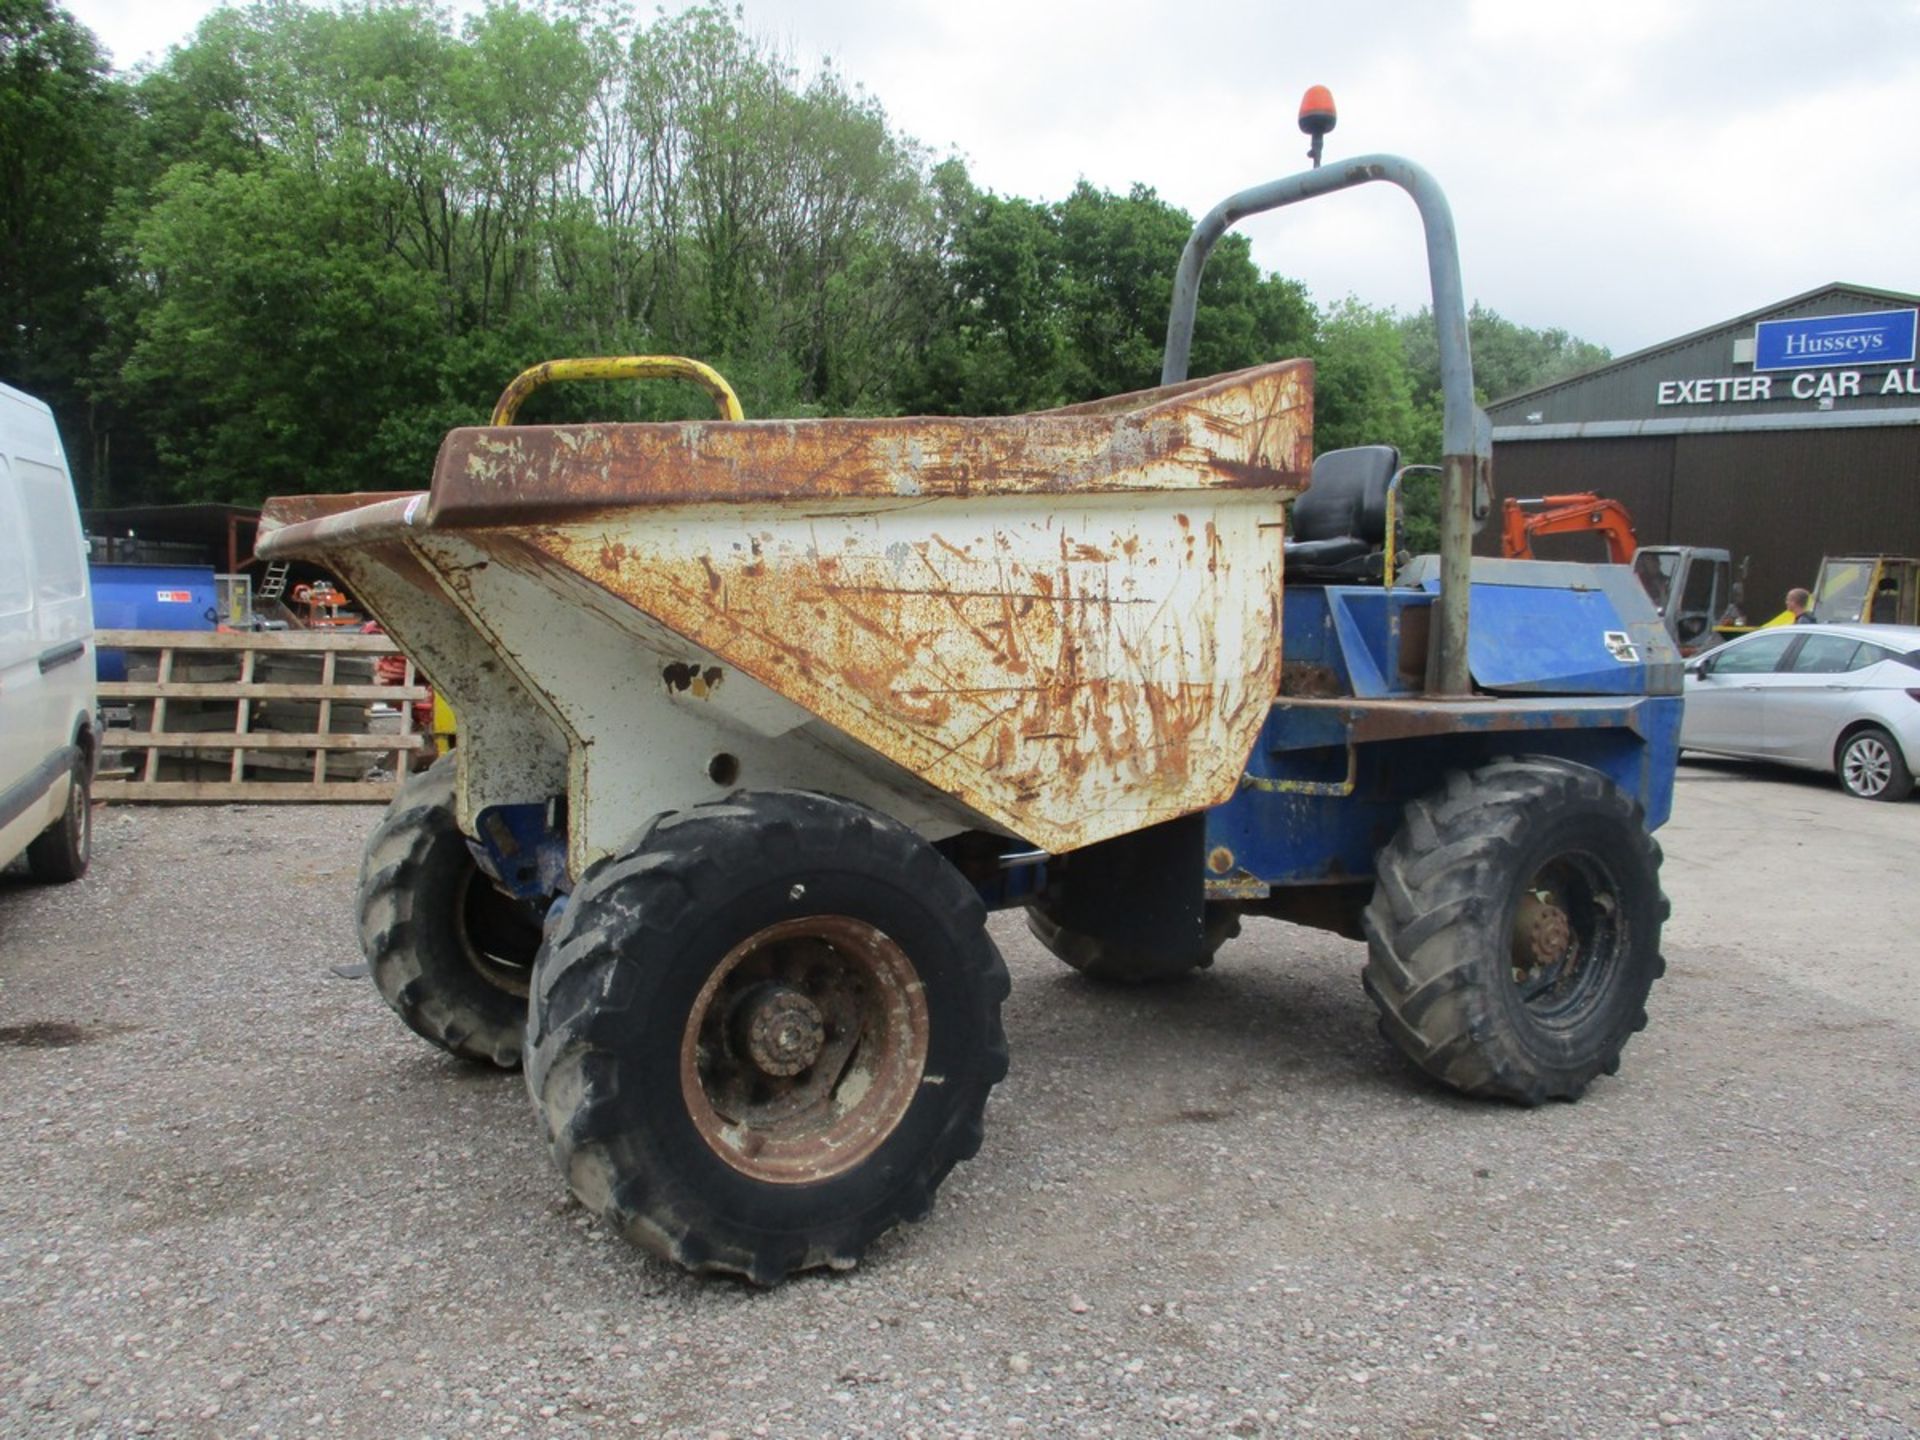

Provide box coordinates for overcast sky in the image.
[64,0,1920,357]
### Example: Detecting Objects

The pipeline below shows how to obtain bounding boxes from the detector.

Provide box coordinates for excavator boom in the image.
[1500,493,1639,565]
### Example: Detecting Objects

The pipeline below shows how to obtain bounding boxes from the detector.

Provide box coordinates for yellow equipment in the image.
[1813,555,1920,626]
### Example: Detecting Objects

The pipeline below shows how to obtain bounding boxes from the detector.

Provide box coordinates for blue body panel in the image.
[1201,564,1681,894]
[1447,582,1655,695]
[469,802,571,899]
[1208,694,1680,889]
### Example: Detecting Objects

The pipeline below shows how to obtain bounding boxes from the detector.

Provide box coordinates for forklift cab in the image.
[1632,545,1731,656]
[1812,555,1920,626]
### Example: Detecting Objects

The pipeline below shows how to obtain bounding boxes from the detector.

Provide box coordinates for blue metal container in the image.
[90,562,220,680]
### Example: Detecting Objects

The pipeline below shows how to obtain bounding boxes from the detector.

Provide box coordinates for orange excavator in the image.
[1501,493,1735,656]
[1500,493,1639,565]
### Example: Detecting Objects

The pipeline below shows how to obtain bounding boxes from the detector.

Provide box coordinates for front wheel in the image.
[26,754,92,883]
[1362,757,1669,1105]
[1837,727,1914,802]
[356,758,542,1068]
[525,790,1009,1285]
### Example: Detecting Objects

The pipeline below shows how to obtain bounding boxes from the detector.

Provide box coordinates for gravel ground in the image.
[1,764,1915,1439]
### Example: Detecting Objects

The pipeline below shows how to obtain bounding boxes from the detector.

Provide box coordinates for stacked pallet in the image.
[97,630,433,802]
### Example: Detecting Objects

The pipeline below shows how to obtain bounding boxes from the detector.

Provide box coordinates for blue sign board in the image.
[1753,308,1917,371]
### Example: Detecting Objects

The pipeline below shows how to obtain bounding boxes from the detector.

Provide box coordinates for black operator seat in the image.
[1282,444,1399,583]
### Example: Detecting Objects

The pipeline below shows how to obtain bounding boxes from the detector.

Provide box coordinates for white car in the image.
[0,382,97,879]
[1682,622,1920,801]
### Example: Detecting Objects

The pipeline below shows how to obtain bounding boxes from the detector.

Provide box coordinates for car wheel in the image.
[1836,727,1915,802]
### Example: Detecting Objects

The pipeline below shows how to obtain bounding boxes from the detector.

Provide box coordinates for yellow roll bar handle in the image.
[1383,463,1440,586]
[490,355,746,426]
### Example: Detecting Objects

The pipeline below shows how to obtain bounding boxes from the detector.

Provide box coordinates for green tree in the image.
[900,178,1316,417]
[1305,299,1442,554]
[46,0,1611,514]
[1188,234,1314,386]
[1398,301,1611,407]
[116,158,447,501]
[1052,182,1187,398]
[896,185,1067,416]
[608,5,942,415]
[1053,183,1312,399]
[1309,298,1431,456]
[0,0,126,498]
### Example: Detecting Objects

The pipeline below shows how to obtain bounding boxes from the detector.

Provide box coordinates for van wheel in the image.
[27,756,91,883]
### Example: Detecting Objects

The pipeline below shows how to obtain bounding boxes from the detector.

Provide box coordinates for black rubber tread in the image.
[1835,725,1915,802]
[1361,757,1670,1106]
[26,756,91,883]
[525,789,1010,1286]
[1024,898,1241,984]
[356,757,532,1068]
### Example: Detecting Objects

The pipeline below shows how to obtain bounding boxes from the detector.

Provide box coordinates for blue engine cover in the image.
[1402,555,1682,697]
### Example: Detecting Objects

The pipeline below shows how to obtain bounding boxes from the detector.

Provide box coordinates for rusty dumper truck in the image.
[259,122,1680,1285]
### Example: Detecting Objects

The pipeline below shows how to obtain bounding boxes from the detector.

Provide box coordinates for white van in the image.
[1,382,96,881]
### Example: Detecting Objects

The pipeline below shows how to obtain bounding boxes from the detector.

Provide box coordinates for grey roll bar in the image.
[1161,154,1488,698]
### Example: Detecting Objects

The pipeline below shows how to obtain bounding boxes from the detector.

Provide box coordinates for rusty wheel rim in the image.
[455,868,539,998]
[680,915,929,1185]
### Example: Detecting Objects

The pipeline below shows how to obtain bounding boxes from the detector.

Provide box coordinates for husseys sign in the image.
[1753,309,1916,370]
[1656,307,1919,407]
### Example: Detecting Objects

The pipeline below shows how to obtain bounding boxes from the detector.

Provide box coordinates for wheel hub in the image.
[1846,738,1890,795]
[1506,857,1625,1021]
[681,915,929,1185]
[1514,889,1574,969]
[736,985,826,1077]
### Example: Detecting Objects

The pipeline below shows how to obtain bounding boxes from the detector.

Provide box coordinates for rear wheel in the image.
[357,758,542,1068]
[1362,757,1668,1105]
[1836,726,1914,802]
[26,755,91,883]
[525,790,1009,1285]
[1025,898,1240,984]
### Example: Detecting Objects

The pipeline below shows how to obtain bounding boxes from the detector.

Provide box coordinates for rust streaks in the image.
[427,360,1312,526]
[409,387,1296,852]
[259,491,418,535]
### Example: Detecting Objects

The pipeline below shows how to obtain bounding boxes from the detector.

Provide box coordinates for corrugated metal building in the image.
[1485,284,1920,619]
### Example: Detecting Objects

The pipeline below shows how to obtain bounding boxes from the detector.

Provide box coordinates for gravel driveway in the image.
[1,765,1915,1438]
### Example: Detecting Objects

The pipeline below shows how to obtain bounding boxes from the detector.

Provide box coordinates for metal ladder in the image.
[257,560,291,602]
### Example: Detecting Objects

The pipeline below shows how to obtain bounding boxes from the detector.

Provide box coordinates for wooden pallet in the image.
[96,629,433,802]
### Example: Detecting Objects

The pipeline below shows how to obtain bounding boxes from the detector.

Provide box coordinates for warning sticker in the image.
[155,590,193,602]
